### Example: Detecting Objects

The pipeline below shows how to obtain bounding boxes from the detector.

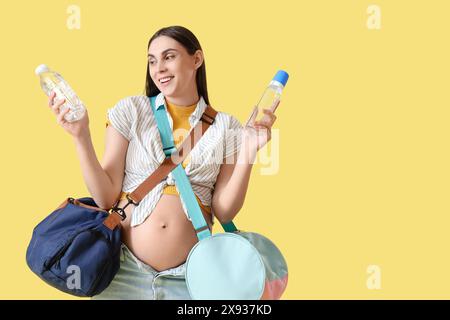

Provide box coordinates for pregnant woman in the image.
[48,25,277,300]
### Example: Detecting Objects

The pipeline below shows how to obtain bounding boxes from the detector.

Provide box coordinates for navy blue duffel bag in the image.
[26,197,125,297]
[26,98,218,297]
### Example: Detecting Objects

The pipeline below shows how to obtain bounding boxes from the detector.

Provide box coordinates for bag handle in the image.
[149,96,239,239]
[103,95,218,229]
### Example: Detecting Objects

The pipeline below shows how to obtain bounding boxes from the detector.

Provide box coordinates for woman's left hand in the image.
[242,104,278,152]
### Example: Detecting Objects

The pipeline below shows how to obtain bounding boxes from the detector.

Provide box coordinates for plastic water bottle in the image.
[252,70,289,124]
[35,64,86,122]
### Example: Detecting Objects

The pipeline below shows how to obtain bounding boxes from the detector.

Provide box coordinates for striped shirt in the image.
[107,93,243,227]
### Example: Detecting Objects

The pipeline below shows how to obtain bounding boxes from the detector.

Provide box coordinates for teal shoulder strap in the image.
[149,96,238,238]
[150,96,211,240]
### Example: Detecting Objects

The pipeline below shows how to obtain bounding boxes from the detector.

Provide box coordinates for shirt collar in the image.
[154,92,208,126]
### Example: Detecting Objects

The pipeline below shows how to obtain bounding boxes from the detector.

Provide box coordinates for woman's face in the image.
[148,36,203,101]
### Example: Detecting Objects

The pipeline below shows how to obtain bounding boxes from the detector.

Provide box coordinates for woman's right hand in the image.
[48,91,90,139]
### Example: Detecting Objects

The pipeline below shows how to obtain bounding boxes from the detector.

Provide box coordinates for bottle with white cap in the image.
[35,64,86,122]
[249,70,289,125]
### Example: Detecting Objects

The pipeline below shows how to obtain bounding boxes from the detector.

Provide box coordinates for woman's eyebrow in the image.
[148,48,178,58]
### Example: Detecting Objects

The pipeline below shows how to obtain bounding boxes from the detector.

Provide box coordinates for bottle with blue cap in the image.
[251,70,289,124]
[35,64,86,122]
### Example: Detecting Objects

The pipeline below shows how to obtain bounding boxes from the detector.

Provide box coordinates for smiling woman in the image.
[88,25,278,300]
[146,32,206,106]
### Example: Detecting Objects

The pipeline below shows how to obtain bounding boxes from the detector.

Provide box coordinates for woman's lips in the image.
[159,76,174,87]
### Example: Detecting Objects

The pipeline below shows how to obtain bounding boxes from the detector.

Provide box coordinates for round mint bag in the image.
[185,232,266,300]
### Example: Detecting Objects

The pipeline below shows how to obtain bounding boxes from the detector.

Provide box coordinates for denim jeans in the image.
[91,244,191,300]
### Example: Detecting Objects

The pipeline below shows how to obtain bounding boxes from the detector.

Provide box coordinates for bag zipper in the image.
[68,197,109,212]
[45,234,77,270]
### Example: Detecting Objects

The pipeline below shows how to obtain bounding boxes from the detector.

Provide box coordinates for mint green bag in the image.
[185,223,288,300]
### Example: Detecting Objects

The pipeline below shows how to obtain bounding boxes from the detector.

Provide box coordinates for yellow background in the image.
[1,0,449,299]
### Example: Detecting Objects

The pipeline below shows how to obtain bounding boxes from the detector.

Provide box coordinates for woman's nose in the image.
[156,60,167,73]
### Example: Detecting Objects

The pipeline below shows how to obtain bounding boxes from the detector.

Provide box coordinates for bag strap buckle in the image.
[195,225,210,233]
[200,113,215,125]
[108,194,139,221]
[125,193,139,206]
[108,207,126,221]
[163,145,177,157]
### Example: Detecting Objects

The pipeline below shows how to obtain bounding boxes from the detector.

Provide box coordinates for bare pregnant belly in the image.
[118,194,213,272]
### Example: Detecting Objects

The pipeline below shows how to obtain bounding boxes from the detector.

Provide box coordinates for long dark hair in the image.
[145,26,210,105]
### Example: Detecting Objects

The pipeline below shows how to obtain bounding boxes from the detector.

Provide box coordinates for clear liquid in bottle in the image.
[35,64,85,122]
[250,70,289,126]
